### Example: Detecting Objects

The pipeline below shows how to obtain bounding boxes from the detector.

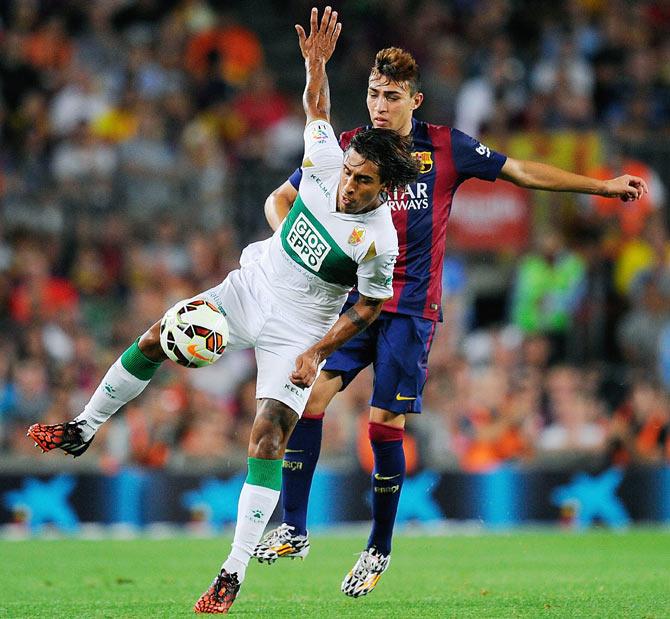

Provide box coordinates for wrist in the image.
[308,345,326,365]
[306,57,326,69]
[598,179,611,196]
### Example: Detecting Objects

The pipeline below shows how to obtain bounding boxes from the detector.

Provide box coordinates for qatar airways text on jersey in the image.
[387,183,429,210]
[288,118,507,321]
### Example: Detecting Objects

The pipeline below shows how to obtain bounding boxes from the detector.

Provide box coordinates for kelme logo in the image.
[104,383,116,398]
[247,508,264,522]
[286,212,331,271]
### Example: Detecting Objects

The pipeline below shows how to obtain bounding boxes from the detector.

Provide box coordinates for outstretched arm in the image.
[499,157,648,202]
[290,294,386,388]
[296,6,341,124]
[263,8,341,233]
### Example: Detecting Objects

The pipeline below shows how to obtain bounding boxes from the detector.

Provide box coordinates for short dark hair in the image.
[348,128,420,191]
[370,47,421,94]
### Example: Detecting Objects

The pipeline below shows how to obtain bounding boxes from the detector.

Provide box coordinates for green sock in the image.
[120,339,162,380]
[223,458,282,581]
[246,457,283,490]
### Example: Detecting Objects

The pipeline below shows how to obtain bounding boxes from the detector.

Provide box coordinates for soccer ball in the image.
[159,299,229,368]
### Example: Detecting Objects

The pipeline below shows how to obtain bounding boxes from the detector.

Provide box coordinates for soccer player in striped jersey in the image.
[256,46,648,597]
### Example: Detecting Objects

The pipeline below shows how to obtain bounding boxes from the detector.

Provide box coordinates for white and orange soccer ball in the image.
[159,299,228,368]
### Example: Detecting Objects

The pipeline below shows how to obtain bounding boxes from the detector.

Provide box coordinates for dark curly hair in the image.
[348,128,420,191]
[371,47,421,94]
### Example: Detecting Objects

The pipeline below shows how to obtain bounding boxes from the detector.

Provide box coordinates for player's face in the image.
[338,149,385,214]
[367,75,423,136]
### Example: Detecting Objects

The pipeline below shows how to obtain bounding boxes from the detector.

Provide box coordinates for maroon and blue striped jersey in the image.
[288,118,506,321]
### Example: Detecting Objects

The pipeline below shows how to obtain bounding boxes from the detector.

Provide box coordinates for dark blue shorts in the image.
[323,305,437,414]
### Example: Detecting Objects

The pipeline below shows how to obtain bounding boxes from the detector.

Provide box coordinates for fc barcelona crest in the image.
[413,151,433,174]
[348,226,366,245]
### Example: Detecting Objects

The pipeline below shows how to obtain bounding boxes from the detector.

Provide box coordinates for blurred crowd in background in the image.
[1,0,670,473]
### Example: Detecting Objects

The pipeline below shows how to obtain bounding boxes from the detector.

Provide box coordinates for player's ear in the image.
[412,91,424,111]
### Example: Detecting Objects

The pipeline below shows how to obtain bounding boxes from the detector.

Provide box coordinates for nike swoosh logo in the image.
[374,473,400,481]
[395,393,416,401]
[187,343,208,361]
[285,449,304,454]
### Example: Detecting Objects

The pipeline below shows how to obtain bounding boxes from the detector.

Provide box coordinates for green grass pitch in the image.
[1,529,668,618]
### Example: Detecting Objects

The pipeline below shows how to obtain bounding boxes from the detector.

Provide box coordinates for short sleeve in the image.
[450,128,506,181]
[303,120,343,172]
[356,250,398,300]
[288,168,302,189]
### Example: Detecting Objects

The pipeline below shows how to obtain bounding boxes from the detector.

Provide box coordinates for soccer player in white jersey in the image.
[27,7,419,614]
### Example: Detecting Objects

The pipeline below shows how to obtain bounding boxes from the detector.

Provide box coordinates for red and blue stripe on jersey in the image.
[289,118,506,321]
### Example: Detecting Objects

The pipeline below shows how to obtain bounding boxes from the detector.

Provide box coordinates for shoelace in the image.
[60,421,83,445]
[264,523,295,546]
[66,420,91,447]
[214,571,239,598]
[352,551,379,578]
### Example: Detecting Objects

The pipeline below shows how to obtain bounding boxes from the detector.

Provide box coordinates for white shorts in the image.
[199,262,332,417]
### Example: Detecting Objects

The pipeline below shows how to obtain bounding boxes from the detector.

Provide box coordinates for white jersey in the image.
[242,120,398,324]
[199,120,396,415]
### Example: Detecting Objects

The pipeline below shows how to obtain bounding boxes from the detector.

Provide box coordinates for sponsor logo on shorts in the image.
[286,212,331,271]
[395,393,416,401]
[284,382,304,395]
[283,460,303,471]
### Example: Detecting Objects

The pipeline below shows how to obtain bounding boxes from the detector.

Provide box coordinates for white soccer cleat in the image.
[253,523,310,564]
[341,547,390,598]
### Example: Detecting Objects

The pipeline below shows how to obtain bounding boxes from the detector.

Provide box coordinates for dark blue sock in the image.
[281,416,323,536]
[367,425,405,556]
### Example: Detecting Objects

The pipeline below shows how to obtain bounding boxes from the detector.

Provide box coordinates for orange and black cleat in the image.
[27,420,93,458]
[194,569,240,614]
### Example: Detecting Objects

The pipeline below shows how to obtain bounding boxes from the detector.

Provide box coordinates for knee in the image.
[304,390,326,416]
[369,407,406,429]
[249,400,298,459]
[138,321,164,361]
[250,431,283,459]
[303,371,341,415]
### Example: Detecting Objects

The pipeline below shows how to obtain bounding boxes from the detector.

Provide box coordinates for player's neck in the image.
[399,117,413,137]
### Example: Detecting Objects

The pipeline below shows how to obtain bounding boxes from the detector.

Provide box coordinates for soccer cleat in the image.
[27,420,94,458]
[193,569,240,614]
[253,523,310,564]
[341,547,390,598]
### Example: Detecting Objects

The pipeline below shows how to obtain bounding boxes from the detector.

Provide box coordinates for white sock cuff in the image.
[243,482,281,498]
[112,357,150,384]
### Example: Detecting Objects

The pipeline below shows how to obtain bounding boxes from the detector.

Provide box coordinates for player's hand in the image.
[290,348,322,389]
[295,6,341,63]
[602,174,649,202]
